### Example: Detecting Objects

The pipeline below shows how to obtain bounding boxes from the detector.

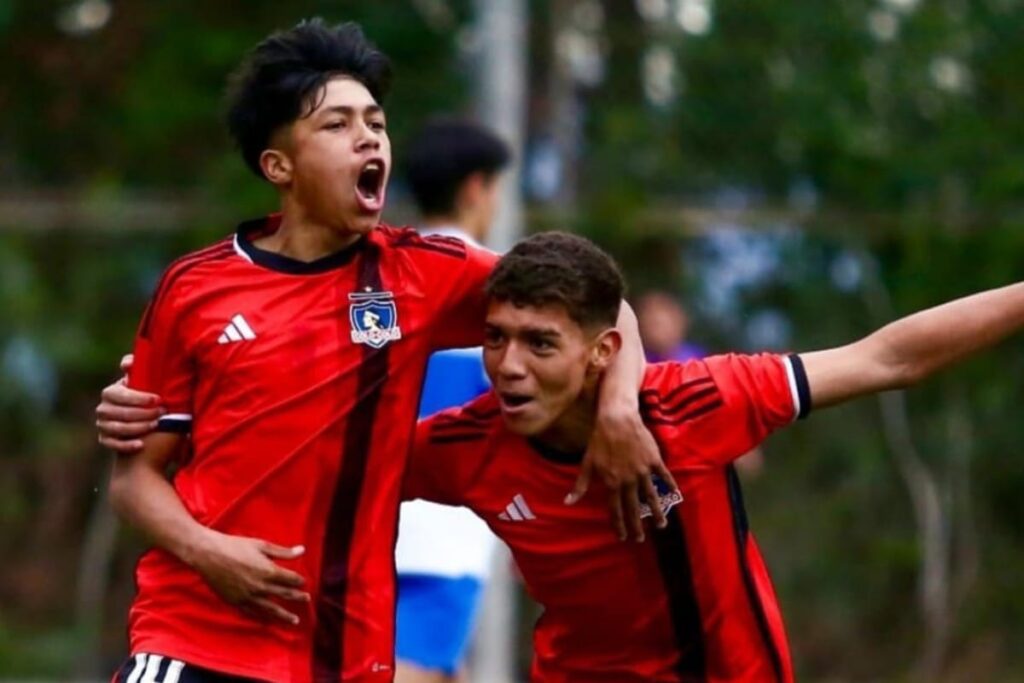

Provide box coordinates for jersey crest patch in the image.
[638,475,683,519]
[349,291,402,348]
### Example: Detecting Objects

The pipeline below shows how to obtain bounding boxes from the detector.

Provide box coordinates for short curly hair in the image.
[485,232,624,330]
[225,18,392,178]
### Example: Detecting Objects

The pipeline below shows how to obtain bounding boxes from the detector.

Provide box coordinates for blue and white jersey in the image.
[395,227,499,580]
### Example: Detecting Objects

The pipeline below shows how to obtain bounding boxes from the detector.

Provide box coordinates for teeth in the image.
[364,161,381,173]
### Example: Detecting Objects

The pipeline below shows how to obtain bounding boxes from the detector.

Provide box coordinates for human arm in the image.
[95,354,161,453]
[570,301,678,542]
[109,433,309,624]
[801,282,1024,408]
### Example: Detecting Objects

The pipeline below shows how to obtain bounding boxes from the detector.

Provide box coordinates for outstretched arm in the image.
[802,282,1024,408]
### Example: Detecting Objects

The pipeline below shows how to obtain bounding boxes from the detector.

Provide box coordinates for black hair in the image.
[404,118,511,216]
[226,18,392,178]
[485,232,624,329]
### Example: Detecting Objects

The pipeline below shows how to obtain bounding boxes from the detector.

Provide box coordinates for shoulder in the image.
[139,235,235,336]
[640,360,724,425]
[420,392,502,447]
[374,224,471,261]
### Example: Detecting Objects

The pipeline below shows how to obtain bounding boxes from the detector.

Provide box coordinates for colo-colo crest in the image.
[349,290,402,349]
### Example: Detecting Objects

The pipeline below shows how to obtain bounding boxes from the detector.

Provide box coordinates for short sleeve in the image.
[429,242,499,350]
[402,397,498,504]
[128,275,196,434]
[645,353,810,467]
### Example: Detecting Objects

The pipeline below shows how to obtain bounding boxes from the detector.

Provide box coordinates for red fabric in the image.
[404,354,800,683]
[126,216,497,682]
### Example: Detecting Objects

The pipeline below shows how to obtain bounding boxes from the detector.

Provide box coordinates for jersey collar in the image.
[233,214,367,275]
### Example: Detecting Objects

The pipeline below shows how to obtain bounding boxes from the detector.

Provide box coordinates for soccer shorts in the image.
[395,574,485,675]
[113,653,264,683]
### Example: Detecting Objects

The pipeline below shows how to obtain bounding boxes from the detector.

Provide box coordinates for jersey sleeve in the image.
[127,272,196,434]
[645,353,810,468]
[402,397,497,504]
[429,242,499,350]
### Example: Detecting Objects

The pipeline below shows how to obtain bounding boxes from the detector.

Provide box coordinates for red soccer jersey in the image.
[404,353,811,683]
[127,215,497,682]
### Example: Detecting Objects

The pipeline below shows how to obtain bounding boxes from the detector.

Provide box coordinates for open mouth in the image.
[499,392,533,411]
[355,159,386,212]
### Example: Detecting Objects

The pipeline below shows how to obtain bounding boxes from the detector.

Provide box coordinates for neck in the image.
[535,384,599,455]
[256,199,364,261]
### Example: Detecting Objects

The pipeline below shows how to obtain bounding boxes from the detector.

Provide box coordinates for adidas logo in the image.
[497,494,536,522]
[217,314,257,344]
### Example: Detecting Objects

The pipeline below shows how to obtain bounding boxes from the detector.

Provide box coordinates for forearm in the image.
[600,301,645,410]
[109,452,213,568]
[873,282,1024,385]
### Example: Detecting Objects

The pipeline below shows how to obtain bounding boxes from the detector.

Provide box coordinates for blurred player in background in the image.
[394,119,510,683]
[635,290,705,363]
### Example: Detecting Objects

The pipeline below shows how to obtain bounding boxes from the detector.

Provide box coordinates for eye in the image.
[324,120,346,130]
[530,338,555,353]
[483,328,504,348]
[369,120,387,132]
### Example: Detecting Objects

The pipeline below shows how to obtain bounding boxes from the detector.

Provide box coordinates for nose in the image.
[355,120,381,153]
[496,342,527,380]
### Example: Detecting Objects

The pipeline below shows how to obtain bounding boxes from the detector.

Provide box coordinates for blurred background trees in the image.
[1,0,1023,680]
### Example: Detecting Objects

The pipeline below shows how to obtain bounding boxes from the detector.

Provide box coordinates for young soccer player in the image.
[96,19,669,683]
[394,119,510,683]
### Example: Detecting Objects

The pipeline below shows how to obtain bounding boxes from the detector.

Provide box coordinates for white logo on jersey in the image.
[497,493,536,521]
[217,314,257,344]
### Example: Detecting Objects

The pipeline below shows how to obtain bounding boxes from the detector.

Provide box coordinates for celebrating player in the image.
[95,19,670,683]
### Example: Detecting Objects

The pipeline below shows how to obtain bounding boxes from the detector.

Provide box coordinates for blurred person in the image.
[93,18,669,683]
[635,290,704,363]
[636,290,763,475]
[104,231,1024,681]
[393,119,510,683]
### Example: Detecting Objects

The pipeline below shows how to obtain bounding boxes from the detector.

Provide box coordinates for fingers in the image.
[621,481,645,543]
[247,597,300,625]
[100,381,161,407]
[260,543,305,561]
[95,416,159,438]
[640,474,668,530]
[120,354,135,372]
[261,583,311,603]
[608,491,627,541]
[653,462,679,498]
[565,461,593,505]
[97,434,145,453]
[96,403,162,423]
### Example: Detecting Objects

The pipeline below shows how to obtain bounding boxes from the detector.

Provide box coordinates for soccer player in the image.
[393,119,510,683]
[95,19,670,683]
[105,230,1024,681]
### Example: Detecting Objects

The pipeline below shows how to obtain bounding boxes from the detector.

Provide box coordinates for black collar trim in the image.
[234,216,367,275]
[527,437,585,465]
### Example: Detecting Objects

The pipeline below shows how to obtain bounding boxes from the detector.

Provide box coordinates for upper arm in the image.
[429,243,499,350]
[128,270,197,433]
[403,400,495,504]
[402,417,465,505]
[651,354,809,467]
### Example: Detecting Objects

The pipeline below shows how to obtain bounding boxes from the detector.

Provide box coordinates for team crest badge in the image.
[639,475,683,520]
[349,291,402,348]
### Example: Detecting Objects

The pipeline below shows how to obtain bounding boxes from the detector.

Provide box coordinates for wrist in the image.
[176,525,219,570]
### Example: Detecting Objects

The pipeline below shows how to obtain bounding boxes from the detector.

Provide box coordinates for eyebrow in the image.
[319,104,384,117]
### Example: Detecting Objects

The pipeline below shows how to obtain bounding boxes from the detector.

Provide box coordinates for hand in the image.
[95,354,162,453]
[567,405,678,542]
[187,529,310,625]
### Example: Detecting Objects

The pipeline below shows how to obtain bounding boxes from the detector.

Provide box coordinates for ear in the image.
[259,148,293,186]
[589,327,622,374]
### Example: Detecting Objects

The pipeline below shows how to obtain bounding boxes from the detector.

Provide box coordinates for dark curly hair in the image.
[225,18,392,178]
[485,232,624,330]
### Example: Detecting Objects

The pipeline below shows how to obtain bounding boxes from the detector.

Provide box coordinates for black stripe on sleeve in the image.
[155,416,192,434]
[787,354,812,419]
